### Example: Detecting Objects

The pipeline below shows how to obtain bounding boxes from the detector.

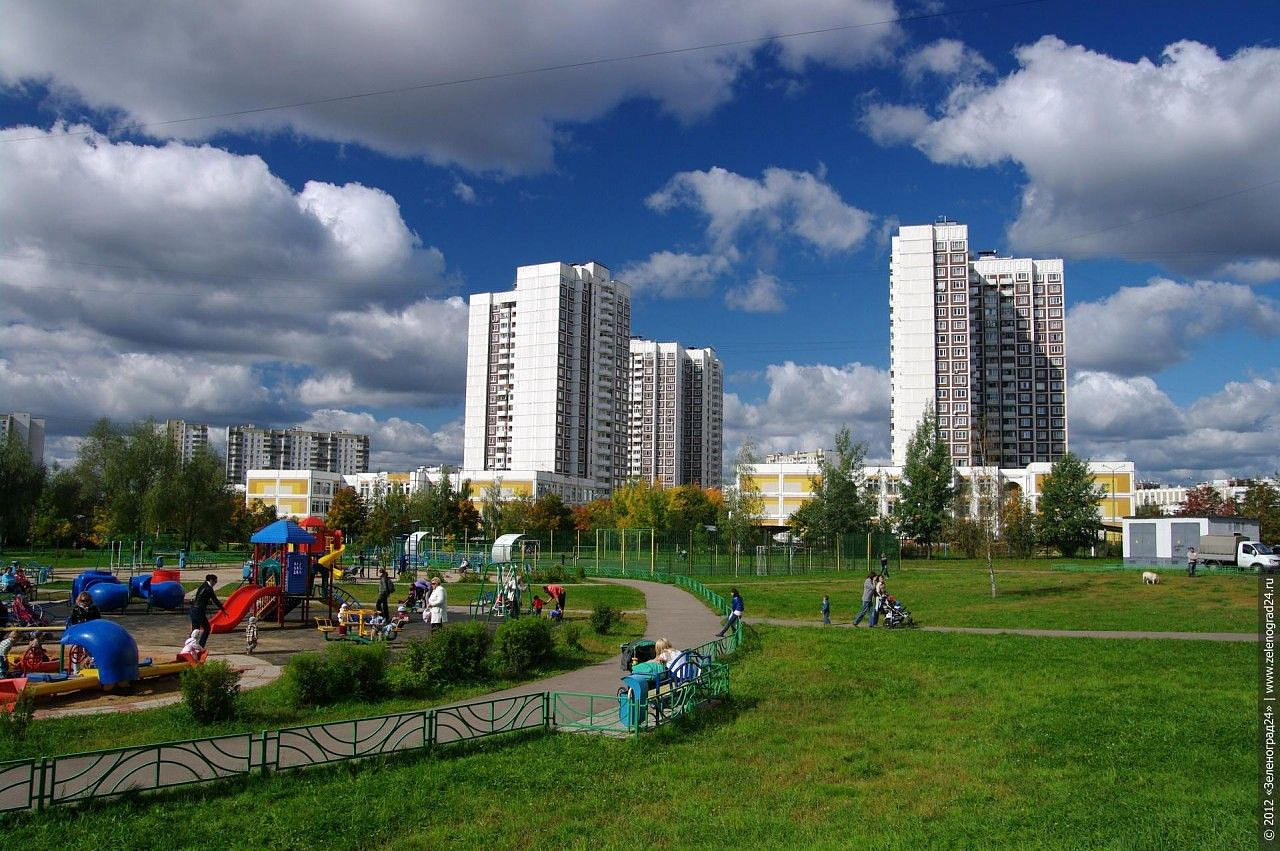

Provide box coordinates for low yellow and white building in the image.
[245,469,345,518]
[740,452,1135,531]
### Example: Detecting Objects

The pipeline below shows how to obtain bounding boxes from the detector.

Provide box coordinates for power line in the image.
[0,0,1052,145]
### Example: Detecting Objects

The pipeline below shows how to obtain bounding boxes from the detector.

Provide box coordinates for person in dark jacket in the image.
[67,592,101,625]
[717,588,744,637]
[190,574,225,648]
[375,569,394,621]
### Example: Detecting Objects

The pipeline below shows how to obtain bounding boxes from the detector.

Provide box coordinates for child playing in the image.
[548,605,563,622]
[821,595,830,626]
[368,612,387,640]
[178,629,208,663]
[245,615,259,654]
[532,595,544,617]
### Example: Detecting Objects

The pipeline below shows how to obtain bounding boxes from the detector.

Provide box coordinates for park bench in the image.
[619,650,711,725]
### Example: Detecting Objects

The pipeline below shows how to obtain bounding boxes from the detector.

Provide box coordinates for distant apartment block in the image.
[226,425,369,484]
[890,220,1067,468]
[163,419,210,465]
[627,340,723,489]
[0,412,45,465]
[463,261,631,502]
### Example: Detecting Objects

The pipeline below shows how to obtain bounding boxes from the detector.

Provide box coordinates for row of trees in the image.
[1,418,273,552]
[787,410,1112,559]
[1140,480,1280,541]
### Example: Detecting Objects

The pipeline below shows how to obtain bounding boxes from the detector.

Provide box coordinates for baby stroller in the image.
[878,595,915,629]
[9,594,50,628]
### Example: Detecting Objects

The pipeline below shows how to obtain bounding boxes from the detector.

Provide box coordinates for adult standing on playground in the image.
[543,583,566,613]
[425,577,447,633]
[375,568,394,621]
[190,574,225,648]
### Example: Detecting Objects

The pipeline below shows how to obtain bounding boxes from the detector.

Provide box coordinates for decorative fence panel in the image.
[43,733,254,808]
[0,760,36,813]
[275,710,428,770]
[433,693,546,746]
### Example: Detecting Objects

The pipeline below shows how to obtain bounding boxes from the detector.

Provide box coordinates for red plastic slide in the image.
[209,585,282,633]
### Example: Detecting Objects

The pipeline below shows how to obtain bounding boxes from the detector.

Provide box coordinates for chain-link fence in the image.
[503,527,901,577]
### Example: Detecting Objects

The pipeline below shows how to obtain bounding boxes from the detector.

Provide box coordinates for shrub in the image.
[424,622,492,684]
[560,621,584,651]
[387,624,493,696]
[284,642,387,707]
[494,618,554,677]
[589,603,620,634]
[180,660,241,723]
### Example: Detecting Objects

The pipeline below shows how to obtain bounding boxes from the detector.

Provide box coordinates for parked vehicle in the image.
[1198,534,1280,571]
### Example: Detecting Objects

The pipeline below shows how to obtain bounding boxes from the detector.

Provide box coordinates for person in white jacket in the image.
[425,577,448,633]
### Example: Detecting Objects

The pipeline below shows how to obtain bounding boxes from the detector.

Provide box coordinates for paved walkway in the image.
[442,577,723,707]
[746,617,1256,642]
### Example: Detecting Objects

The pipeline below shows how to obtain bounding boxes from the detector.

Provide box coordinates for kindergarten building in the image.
[744,451,1135,532]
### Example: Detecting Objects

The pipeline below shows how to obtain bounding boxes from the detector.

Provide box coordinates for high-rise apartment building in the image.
[463,261,631,499]
[890,220,1067,468]
[627,340,723,489]
[1,412,45,465]
[225,425,369,484]
[163,419,210,465]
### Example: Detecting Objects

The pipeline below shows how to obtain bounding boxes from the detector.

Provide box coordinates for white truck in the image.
[1197,534,1280,571]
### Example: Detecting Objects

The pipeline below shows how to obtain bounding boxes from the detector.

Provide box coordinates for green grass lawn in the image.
[702,565,1258,632]
[0,627,1252,849]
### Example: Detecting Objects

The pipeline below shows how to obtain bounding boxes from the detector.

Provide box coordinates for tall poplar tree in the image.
[893,404,954,558]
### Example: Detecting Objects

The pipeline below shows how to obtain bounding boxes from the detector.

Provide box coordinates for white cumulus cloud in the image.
[648,166,874,253]
[725,272,786,313]
[0,127,465,443]
[0,1,901,175]
[1067,278,1280,375]
[619,251,736,299]
[903,39,993,84]
[863,38,1280,274]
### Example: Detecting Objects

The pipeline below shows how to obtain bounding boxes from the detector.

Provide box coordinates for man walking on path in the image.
[854,572,878,628]
[717,588,744,637]
[190,573,225,647]
[376,568,394,621]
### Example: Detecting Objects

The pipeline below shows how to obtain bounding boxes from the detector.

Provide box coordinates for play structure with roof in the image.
[209,518,354,634]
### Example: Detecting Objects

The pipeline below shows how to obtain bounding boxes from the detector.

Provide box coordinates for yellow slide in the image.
[318,545,346,580]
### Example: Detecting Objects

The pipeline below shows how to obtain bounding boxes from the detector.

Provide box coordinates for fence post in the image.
[35,757,46,812]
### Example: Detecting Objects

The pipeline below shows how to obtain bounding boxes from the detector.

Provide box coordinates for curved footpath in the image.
[440,577,723,707]
[746,616,1256,642]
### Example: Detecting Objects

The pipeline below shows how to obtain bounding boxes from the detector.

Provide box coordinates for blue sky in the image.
[1,1,1277,483]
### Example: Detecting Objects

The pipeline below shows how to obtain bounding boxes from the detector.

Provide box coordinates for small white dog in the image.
[1142,571,1161,585]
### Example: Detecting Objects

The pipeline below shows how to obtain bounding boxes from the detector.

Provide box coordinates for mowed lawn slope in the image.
[706,566,1258,632]
[2,627,1252,849]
